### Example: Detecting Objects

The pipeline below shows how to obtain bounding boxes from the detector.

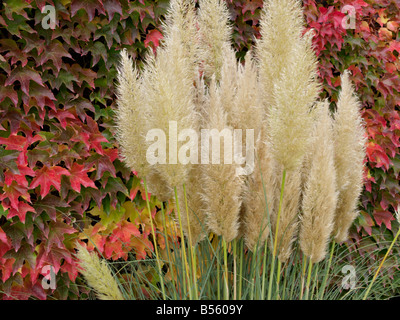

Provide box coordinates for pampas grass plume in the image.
[115,49,150,178]
[299,101,338,263]
[198,0,232,81]
[201,78,243,242]
[76,243,124,300]
[142,0,198,188]
[332,70,366,243]
[256,0,304,109]
[267,28,320,171]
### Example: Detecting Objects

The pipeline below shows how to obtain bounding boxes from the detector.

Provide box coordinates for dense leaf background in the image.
[0,0,399,299]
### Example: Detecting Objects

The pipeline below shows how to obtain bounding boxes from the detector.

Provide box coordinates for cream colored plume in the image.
[299,101,338,263]
[332,70,366,243]
[177,165,209,245]
[162,0,199,80]
[145,171,174,202]
[142,0,198,188]
[198,0,232,81]
[228,50,268,249]
[242,131,277,251]
[76,243,124,300]
[271,168,302,262]
[267,29,320,172]
[115,49,150,178]
[219,46,239,126]
[201,78,243,242]
[231,51,263,137]
[256,0,305,109]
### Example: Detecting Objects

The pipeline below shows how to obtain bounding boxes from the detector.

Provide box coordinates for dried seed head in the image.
[76,243,124,300]
[299,101,338,263]
[332,70,366,243]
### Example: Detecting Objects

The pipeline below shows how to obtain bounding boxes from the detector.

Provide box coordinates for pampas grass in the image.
[198,0,232,81]
[332,71,366,243]
[115,49,149,178]
[76,243,124,300]
[102,0,385,301]
[299,101,338,263]
[200,77,243,243]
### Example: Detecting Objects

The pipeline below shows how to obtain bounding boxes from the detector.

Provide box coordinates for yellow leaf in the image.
[122,201,139,223]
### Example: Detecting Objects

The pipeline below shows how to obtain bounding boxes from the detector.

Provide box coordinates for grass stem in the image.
[143,178,166,300]
[267,169,286,300]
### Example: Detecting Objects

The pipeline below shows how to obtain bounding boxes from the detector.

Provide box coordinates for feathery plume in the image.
[219,46,239,124]
[177,165,209,245]
[242,132,277,250]
[142,0,198,188]
[299,101,338,263]
[198,0,232,81]
[163,0,199,80]
[256,0,305,109]
[267,29,320,171]
[76,243,124,300]
[230,50,263,137]
[201,78,243,242]
[225,50,267,248]
[271,167,302,262]
[115,49,150,178]
[145,171,174,202]
[332,70,366,243]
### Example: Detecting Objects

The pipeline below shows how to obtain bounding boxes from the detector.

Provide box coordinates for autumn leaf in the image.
[30,165,71,198]
[3,201,34,224]
[0,85,18,107]
[89,205,125,229]
[68,163,97,193]
[144,29,163,50]
[0,181,31,210]
[71,0,105,22]
[109,221,140,243]
[38,40,72,73]
[0,134,26,151]
[0,227,10,247]
[374,210,395,230]
[4,66,44,96]
[0,258,15,282]
[103,0,123,22]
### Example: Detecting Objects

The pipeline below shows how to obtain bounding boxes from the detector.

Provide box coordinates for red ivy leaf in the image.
[110,221,140,243]
[4,66,44,96]
[0,182,31,210]
[0,133,26,151]
[4,164,35,188]
[30,165,71,198]
[71,0,105,22]
[38,40,72,73]
[5,201,35,224]
[374,210,395,230]
[0,85,18,107]
[0,258,15,282]
[69,163,97,193]
[103,0,122,21]
[144,29,163,50]
[0,227,10,246]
